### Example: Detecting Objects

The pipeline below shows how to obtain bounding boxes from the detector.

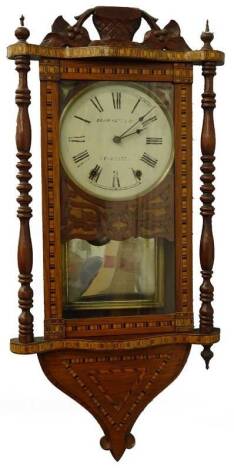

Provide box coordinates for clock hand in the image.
[118,105,157,139]
[121,128,145,139]
[138,105,157,122]
[113,128,144,143]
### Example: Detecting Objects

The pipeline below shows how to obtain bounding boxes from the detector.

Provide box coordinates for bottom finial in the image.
[201,345,214,369]
[100,433,135,460]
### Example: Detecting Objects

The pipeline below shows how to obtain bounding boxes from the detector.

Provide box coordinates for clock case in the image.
[8,7,224,461]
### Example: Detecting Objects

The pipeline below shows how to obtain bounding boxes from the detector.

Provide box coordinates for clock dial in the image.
[60,82,173,201]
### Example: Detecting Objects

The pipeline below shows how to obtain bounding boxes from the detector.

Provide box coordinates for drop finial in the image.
[201,19,214,50]
[201,345,214,369]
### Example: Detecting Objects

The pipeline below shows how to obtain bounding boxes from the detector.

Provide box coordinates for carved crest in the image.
[42,6,190,51]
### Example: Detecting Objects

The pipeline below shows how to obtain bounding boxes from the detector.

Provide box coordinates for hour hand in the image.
[113,128,144,143]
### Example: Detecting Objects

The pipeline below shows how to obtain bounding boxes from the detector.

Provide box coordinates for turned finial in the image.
[201,19,214,50]
[201,345,214,369]
[15,15,30,42]
[20,15,25,26]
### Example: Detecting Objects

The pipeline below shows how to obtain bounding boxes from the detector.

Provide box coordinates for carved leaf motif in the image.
[52,15,70,34]
[144,20,191,51]
[41,15,90,47]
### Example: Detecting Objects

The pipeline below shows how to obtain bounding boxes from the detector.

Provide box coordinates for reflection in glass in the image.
[60,80,175,318]
[63,237,164,310]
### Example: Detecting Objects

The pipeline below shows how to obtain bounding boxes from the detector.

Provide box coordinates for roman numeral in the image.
[132,168,142,182]
[73,150,90,165]
[131,98,141,114]
[89,164,102,182]
[112,92,121,109]
[142,115,157,127]
[74,115,91,124]
[140,153,158,168]
[68,136,86,143]
[146,137,162,145]
[112,170,121,188]
[90,96,104,113]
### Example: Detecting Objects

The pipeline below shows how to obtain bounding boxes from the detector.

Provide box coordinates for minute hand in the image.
[118,106,156,139]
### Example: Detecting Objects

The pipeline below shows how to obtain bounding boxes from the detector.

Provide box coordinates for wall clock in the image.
[7,7,224,461]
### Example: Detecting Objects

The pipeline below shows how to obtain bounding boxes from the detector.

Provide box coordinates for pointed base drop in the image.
[201,345,214,369]
[100,433,135,461]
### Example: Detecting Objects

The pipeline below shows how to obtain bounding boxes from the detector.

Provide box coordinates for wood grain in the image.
[199,61,217,368]
[10,329,220,354]
[199,62,216,333]
[8,11,224,460]
[61,170,174,242]
[38,344,191,460]
[7,42,225,65]
[15,55,34,343]
[40,62,194,337]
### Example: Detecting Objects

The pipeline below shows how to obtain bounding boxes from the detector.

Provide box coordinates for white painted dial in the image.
[60,82,173,201]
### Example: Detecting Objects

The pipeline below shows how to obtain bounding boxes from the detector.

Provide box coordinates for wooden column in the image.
[199,60,216,367]
[15,18,34,343]
[199,61,216,331]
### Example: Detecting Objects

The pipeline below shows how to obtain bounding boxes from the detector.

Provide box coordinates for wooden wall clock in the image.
[8,7,224,461]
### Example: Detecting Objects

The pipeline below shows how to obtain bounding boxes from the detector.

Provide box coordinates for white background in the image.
[0,0,232,469]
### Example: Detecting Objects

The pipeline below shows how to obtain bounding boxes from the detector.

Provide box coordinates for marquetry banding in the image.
[7,43,225,65]
[41,80,62,327]
[39,60,193,83]
[10,329,220,354]
[62,353,171,431]
[175,83,193,325]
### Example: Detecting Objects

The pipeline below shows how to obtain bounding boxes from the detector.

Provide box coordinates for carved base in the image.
[38,344,190,460]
